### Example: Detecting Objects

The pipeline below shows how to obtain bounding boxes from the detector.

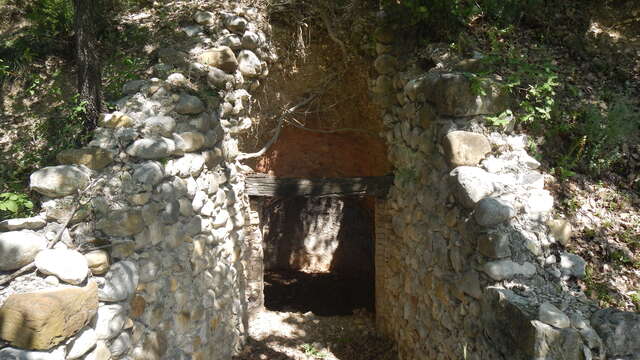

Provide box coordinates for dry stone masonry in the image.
[371,23,640,360]
[2,3,640,360]
[0,4,272,360]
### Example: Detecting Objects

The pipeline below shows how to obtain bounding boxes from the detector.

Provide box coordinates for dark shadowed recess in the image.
[262,196,375,316]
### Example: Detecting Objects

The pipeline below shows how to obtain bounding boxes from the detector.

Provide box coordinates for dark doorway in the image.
[260,196,375,316]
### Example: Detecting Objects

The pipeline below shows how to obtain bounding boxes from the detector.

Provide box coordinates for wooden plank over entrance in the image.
[245,174,394,198]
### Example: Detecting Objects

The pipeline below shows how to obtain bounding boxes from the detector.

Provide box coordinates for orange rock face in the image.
[255,127,391,178]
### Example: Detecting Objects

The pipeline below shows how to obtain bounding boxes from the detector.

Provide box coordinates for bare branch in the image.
[285,118,376,135]
[237,93,320,161]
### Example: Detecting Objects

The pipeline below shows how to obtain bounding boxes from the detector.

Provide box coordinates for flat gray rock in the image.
[175,94,205,114]
[126,138,175,159]
[94,304,126,340]
[207,67,234,88]
[474,197,515,227]
[30,165,90,198]
[66,327,97,359]
[95,209,145,237]
[133,161,164,186]
[591,309,640,360]
[450,166,496,208]
[0,216,46,232]
[483,259,536,281]
[559,252,586,278]
[538,302,570,328]
[0,347,65,360]
[592,309,640,359]
[122,80,148,95]
[143,115,175,136]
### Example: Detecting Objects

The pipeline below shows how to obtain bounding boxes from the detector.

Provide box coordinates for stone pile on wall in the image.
[371,27,640,360]
[0,4,272,360]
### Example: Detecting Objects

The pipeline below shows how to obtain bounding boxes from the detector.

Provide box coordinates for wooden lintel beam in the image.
[245,174,394,198]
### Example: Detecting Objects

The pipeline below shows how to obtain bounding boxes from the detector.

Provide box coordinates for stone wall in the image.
[371,26,640,360]
[0,4,272,360]
[3,3,639,360]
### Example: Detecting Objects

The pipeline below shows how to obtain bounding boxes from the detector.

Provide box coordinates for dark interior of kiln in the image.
[259,196,375,316]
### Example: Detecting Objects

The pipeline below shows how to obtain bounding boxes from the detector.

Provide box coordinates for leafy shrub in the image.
[381,0,558,41]
[23,0,74,39]
[561,100,640,176]
[0,192,33,220]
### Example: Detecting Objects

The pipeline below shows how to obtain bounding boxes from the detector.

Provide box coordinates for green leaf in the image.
[3,200,18,213]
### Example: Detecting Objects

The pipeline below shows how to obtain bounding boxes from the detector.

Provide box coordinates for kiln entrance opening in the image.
[260,195,375,316]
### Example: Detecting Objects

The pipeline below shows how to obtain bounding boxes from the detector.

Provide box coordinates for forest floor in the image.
[234,310,396,360]
[233,270,396,360]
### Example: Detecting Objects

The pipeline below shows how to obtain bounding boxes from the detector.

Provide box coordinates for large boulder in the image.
[482,288,584,360]
[416,72,510,116]
[0,230,47,271]
[0,281,98,350]
[56,148,113,170]
[444,131,492,167]
[197,47,238,74]
[237,50,262,78]
[34,249,89,285]
[30,165,90,198]
[592,309,640,359]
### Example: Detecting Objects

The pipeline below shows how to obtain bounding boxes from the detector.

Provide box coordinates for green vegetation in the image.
[583,265,619,308]
[300,343,328,358]
[0,192,34,219]
[382,0,552,41]
[0,0,152,219]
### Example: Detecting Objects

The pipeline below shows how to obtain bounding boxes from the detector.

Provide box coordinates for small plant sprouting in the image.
[300,343,328,359]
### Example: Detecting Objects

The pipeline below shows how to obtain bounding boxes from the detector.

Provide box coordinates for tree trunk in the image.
[73,0,102,134]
